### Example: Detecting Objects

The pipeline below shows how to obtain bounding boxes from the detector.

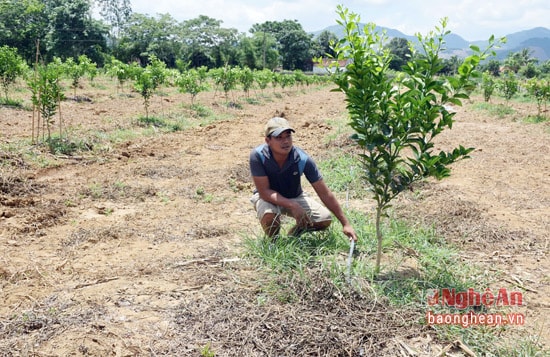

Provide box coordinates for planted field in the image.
[0,78,548,355]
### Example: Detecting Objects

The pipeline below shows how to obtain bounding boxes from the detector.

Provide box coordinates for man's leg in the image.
[251,193,283,238]
[260,212,281,237]
[287,193,332,237]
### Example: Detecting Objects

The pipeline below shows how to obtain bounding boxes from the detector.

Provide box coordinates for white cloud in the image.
[127,0,550,39]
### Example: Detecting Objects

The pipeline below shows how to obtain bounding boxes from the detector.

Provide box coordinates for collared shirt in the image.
[249,144,322,198]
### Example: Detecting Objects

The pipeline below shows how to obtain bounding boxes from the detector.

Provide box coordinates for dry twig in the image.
[74,276,119,289]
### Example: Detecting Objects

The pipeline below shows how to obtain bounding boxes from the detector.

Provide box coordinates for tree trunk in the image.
[375,205,383,275]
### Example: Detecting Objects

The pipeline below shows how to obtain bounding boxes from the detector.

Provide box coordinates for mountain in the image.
[312,25,550,62]
[489,27,550,61]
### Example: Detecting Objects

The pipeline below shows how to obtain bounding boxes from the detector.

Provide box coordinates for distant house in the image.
[312,58,351,74]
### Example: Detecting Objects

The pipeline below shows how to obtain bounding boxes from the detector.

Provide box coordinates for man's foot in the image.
[288,225,309,238]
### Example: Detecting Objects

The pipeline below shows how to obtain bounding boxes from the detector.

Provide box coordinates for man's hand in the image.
[289,202,313,228]
[343,224,358,242]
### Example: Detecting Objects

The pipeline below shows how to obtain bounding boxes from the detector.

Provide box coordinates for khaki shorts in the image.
[250,192,332,223]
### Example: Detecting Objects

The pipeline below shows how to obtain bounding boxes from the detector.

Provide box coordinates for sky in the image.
[127,0,549,41]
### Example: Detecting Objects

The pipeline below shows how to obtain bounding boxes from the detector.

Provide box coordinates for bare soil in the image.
[0,79,548,356]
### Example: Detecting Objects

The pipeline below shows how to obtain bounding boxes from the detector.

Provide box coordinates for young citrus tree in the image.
[254,68,273,94]
[133,55,167,118]
[176,68,208,105]
[63,56,87,96]
[105,58,133,92]
[237,67,255,98]
[64,55,97,96]
[525,78,549,118]
[330,6,501,274]
[499,72,519,103]
[28,62,65,145]
[481,72,496,102]
[213,65,239,102]
[0,46,27,103]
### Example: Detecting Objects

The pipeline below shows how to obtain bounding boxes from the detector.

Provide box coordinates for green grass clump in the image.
[471,102,515,118]
[243,209,483,305]
[190,103,213,118]
[135,115,184,132]
[524,114,549,124]
[46,135,93,155]
[0,97,25,108]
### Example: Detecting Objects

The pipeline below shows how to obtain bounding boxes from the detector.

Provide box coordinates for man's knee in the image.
[261,212,278,225]
[312,219,331,231]
[261,213,280,236]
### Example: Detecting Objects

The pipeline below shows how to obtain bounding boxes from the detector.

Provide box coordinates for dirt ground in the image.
[0,79,549,356]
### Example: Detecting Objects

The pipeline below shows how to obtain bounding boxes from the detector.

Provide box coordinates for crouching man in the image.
[249,117,357,241]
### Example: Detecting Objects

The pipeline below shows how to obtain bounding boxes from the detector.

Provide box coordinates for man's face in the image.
[266,130,293,156]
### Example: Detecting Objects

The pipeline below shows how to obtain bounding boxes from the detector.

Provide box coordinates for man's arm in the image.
[311,179,357,241]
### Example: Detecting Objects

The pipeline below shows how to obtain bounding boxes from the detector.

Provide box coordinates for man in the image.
[249,116,357,241]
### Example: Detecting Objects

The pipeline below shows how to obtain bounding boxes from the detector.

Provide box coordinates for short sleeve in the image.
[303,157,323,184]
[249,148,267,177]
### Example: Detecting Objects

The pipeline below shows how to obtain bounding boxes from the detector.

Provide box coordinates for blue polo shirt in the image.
[249,144,323,199]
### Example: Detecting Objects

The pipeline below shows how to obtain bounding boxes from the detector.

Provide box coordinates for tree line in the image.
[0,0,338,71]
[2,0,549,113]
[2,0,550,77]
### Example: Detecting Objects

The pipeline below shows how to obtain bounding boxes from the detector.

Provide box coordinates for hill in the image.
[312,25,550,61]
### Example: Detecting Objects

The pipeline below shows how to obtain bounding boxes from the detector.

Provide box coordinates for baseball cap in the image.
[265,117,295,137]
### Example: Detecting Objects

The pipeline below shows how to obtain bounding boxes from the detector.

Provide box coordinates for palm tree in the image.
[505,48,538,73]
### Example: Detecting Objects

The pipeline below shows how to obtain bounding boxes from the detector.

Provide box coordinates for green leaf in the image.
[469,45,480,53]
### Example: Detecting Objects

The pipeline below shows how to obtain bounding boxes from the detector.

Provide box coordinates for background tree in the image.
[520,62,540,78]
[94,0,132,40]
[312,30,339,58]
[238,36,259,69]
[0,0,111,65]
[115,13,181,66]
[42,0,108,64]
[386,37,411,71]
[250,32,279,70]
[482,59,502,77]
[279,29,314,70]
[0,0,49,63]
[504,49,536,74]
[179,15,239,69]
[209,27,241,68]
[251,20,314,70]
[439,55,463,75]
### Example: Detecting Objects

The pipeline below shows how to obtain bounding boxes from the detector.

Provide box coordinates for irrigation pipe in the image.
[346,239,355,283]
